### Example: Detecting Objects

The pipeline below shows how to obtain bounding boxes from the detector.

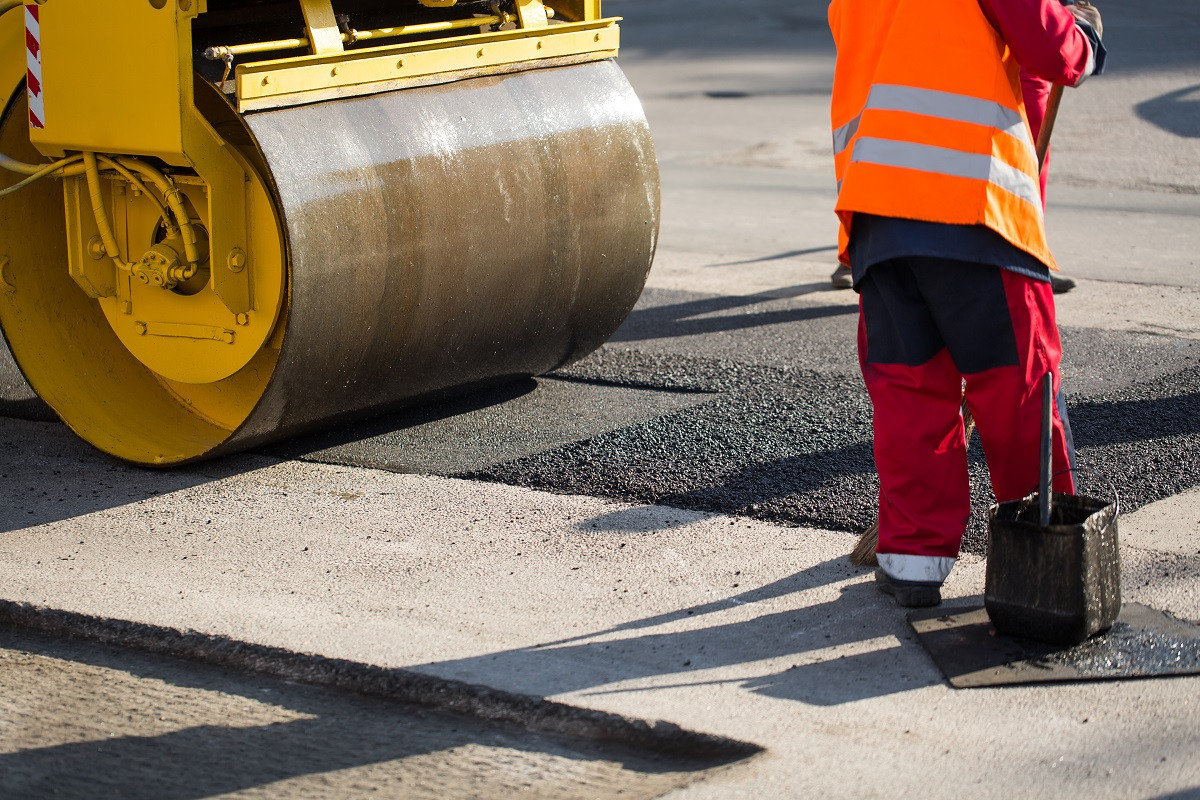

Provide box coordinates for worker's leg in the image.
[956,269,1076,501]
[858,261,969,587]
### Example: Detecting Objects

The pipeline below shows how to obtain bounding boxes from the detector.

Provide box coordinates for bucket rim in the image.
[988,492,1118,533]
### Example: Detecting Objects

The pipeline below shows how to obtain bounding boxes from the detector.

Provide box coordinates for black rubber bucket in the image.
[985,492,1121,645]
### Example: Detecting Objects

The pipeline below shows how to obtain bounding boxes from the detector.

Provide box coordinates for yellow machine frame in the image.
[235,0,619,111]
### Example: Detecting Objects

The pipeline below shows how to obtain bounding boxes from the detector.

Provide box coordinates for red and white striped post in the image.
[25,2,43,129]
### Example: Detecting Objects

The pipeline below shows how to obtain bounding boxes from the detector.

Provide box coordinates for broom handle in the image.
[1039,372,1054,526]
[1034,82,1065,527]
[1035,83,1065,171]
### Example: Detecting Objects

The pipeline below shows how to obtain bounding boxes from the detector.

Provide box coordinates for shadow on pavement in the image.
[1135,84,1200,139]
[0,422,243,535]
[655,441,876,516]
[261,379,538,463]
[610,286,855,343]
[0,381,538,533]
[0,621,757,800]
[1149,790,1200,800]
[1072,391,1200,448]
[421,574,934,709]
[543,555,853,646]
[710,246,838,267]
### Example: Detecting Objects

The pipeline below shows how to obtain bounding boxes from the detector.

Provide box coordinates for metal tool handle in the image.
[1039,371,1054,526]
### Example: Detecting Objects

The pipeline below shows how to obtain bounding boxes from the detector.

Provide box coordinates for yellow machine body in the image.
[0,0,659,465]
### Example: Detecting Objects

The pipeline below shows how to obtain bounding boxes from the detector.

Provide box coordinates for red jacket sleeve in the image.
[979,0,1094,87]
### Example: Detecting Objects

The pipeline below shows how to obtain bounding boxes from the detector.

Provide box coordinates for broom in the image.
[850,81,1065,567]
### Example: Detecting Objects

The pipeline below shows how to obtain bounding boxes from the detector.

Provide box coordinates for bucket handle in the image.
[1039,372,1053,526]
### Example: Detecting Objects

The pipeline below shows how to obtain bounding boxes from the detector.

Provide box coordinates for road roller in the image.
[0,0,658,464]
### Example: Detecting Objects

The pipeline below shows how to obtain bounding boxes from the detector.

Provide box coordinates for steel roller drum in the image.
[0,60,659,463]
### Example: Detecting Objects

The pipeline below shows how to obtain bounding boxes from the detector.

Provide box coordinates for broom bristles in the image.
[962,400,976,443]
[849,521,879,567]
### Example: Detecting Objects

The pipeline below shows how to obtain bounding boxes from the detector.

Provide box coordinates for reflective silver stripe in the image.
[850,137,1042,212]
[988,158,1045,214]
[878,553,955,584]
[833,114,861,155]
[868,84,1032,149]
[833,84,1034,157]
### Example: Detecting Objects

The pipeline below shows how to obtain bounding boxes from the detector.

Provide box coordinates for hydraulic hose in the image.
[0,151,49,176]
[0,154,84,197]
[83,151,131,270]
[116,157,202,266]
[1,149,181,241]
[1,150,198,265]
[95,155,179,240]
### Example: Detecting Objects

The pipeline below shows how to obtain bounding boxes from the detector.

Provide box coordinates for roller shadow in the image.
[0,380,539,533]
[260,378,538,461]
[0,418,245,534]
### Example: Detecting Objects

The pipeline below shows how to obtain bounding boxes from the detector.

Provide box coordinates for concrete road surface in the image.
[3,1,1200,798]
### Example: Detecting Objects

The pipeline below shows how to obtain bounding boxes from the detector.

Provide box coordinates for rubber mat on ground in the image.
[908,602,1200,688]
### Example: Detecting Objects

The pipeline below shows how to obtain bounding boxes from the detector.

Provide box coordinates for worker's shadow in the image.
[1071,390,1200,448]
[422,558,939,708]
[610,284,855,343]
[1134,84,1200,139]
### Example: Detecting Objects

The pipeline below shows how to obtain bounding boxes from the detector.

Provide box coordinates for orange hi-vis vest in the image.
[829,0,1056,270]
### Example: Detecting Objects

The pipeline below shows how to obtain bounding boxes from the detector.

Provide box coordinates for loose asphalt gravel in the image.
[422,286,1200,557]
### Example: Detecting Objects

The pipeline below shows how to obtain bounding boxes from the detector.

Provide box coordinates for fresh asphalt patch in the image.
[467,345,1200,557]
[262,376,713,476]
[0,602,759,800]
[478,347,883,537]
[283,283,1200,557]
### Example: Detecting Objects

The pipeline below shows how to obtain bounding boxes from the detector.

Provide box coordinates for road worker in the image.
[827,0,1105,606]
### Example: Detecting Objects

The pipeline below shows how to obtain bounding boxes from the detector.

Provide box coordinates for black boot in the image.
[875,569,942,608]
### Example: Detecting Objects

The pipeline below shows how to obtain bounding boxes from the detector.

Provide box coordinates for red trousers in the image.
[858,260,1076,565]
